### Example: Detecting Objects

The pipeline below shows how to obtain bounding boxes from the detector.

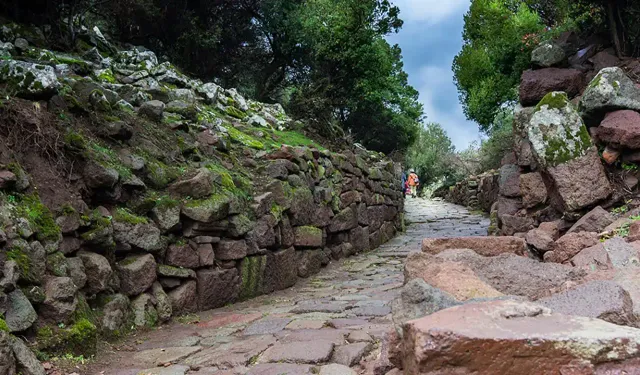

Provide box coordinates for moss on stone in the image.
[46,252,68,277]
[114,207,148,225]
[64,130,88,151]
[36,318,98,357]
[89,142,133,180]
[239,255,266,300]
[534,92,570,112]
[0,318,9,332]
[226,126,264,150]
[205,163,236,189]
[14,193,61,242]
[95,68,116,84]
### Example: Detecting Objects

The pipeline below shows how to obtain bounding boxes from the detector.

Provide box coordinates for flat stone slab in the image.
[185,335,276,367]
[328,318,370,329]
[349,305,391,317]
[332,342,372,366]
[291,302,351,314]
[277,329,347,345]
[319,364,357,375]
[286,320,327,330]
[422,236,526,257]
[243,317,292,335]
[246,363,317,375]
[261,340,335,364]
[136,365,190,375]
[199,312,263,329]
[133,346,202,366]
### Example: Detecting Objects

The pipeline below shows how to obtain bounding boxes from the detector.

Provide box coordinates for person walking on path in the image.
[407,169,420,198]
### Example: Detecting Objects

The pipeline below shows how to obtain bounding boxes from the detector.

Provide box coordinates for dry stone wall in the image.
[0,22,404,366]
[445,171,499,213]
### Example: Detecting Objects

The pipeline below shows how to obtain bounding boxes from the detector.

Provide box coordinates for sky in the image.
[387,0,482,150]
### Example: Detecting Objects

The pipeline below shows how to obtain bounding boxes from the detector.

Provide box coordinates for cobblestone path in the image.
[87,199,489,375]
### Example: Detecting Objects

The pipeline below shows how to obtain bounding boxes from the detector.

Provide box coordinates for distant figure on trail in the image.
[401,171,407,198]
[407,169,420,198]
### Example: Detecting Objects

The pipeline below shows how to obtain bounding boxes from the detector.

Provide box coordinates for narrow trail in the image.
[87,199,489,375]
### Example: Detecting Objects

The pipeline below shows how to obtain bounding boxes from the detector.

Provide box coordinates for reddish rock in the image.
[567,206,615,234]
[402,300,640,374]
[525,228,555,253]
[498,164,521,198]
[544,231,599,263]
[165,243,200,268]
[168,280,197,315]
[590,50,621,71]
[519,68,584,106]
[422,236,527,257]
[264,247,298,292]
[537,280,636,326]
[196,268,240,310]
[547,149,611,212]
[215,240,248,260]
[519,172,547,208]
[594,110,640,149]
[571,243,612,270]
[500,215,536,236]
[436,249,586,300]
[293,226,323,248]
[627,221,640,242]
[197,243,215,266]
[538,221,562,240]
[404,253,503,301]
[116,254,157,296]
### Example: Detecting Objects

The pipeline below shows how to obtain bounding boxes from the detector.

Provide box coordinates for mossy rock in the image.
[239,255,267,300]
[36,318,98,357]
[12,193,61,242]
[46,252,68,277]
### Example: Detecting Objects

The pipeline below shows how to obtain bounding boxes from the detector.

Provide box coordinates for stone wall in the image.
[0,26,404,362]
[445,171,499,213]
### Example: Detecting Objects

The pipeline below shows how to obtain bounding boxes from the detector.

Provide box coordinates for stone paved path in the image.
[86,198,489,375]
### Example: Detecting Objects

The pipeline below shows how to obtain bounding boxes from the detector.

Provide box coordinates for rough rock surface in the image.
[519,69,584,106]
[402,300,640,374]
[422,236,526,257]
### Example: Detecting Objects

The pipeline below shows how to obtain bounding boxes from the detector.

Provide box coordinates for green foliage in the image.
[454,0,545,131]
[37,318,98,357]
[0,319,8,332]
[405,122,456,187]
[114,207,148,225]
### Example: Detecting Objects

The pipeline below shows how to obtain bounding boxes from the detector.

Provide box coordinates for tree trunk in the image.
[606,0,625,57]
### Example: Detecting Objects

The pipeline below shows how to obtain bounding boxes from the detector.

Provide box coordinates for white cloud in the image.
[393,0,470,24]
[416,66,481,150]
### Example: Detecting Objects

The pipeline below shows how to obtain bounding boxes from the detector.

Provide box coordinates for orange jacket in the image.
[408,173,419,186]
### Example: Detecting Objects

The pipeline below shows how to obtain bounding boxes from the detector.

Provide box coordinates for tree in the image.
[453,0,544,131]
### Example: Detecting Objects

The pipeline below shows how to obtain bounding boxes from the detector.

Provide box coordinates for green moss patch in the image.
[535,92,570,112]
[239,255,267,300]
[114,207,148,225]
[37,318,98,357]
[225,126,264,150]
[13,193,61,241]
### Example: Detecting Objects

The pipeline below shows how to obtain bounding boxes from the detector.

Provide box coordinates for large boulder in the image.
[294,226,323,248]
[422,236,526,257]
[113,221,164,252]
[498,164,521,198]
[404,253,503,301]
[436,249,586,300]
[593,110,640,149]
[264,247,298,292]
[5,289,37,332]
[537,280,637,327]
[116,254,157,296]
[519,68,584,106]
[519,172,547,208]
[39,276,78,323]
[0,331,16,375]
[402,300,640,374]
[391,279,459,337]
[168,280,198,315]
[580,67,640,125]
[0,60,61,98]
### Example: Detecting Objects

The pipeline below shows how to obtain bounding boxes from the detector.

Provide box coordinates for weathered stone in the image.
[262,340,334,364]
[5,289,37,332]
[602,145,621,164]
[165,243,200,268]
[593,110,640,149]
[247,364,315,375]
[436,249,586,300]
[151,282,172,322]
[66,258,87,290]
[580,67,640,125]
[113,221,165,252]
[500,214,536,236]
[403,253,503,301]
[422,236,526,257]
[139,100,165,121]
[498,164,521,197]
[567,206,615,234]
[519,172,547,208]
[264,247,298,292]
[519,69,584,106]
[116,254,157,296]
[0,60,60,98]
[319,364,356,375]
[297,250,324,278]
[546,148,611,211]
[538,280,636,326]
[0,331,16,375]
[181,194,232,223]
[239,255,267,299]
[402,300,640,374]
[9,335,45,375]
[332,342,372,367]
[531,41,566,68]
[391,279,460,337]
[150,204,181,232]
[197,243,215,266]
[544,231,599,263]
[157,264,196,279]
[184,335,273,368]
[329,207,358,233]
[527,91,592,168]
[215,239,248,260]
[131,293,158,327]
[525,228,555,253]
[169,168,216,199]
[197,268,240,310]
[39,276,78,323]
[294,226,323,248]
[349,226,370,253]
[101,294,130,332]
[168,280,197,315]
